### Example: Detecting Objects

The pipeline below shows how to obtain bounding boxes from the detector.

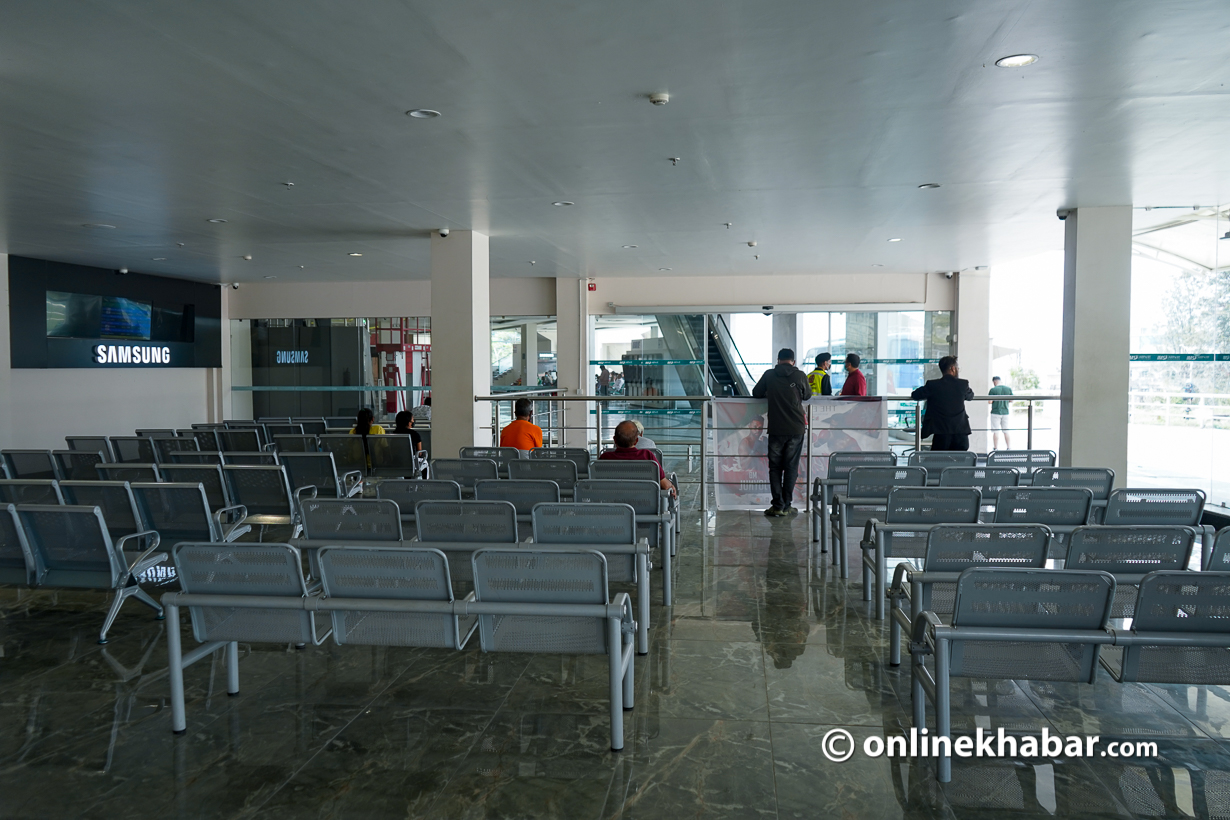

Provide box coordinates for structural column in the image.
[431,230,490,456]
[955,270,992,453]
[771,314,797,359]
[521,321,539,385]
[1059,206,1132,481]
[555,277,589,446]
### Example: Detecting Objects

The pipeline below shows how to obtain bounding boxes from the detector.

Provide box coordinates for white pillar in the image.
[521,321,539,385]
[955,270,993,453]
[555,278,589,446]
[771,314,797,360]
[431,230,490,457]
[1059,206,1132,482]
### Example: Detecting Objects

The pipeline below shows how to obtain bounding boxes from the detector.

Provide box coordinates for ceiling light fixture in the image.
[622,244,638,249]
[659,267,672,271]
[887,237,903,242]
[242,255,253,261]
[208,218,228,224]
[552,201,574,207]
[263,275,277,279]
[348,252,363,257]
[871,263,885,267]
[995,54,1039,68]
[81,223,116,229]
[152,257,166,261]
[918,183,941,189]
[406,109,441,118]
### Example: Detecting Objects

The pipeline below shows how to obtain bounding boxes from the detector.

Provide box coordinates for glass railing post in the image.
[1027,401,1034,450]
[914,403,922,452]
[700,401,708,512]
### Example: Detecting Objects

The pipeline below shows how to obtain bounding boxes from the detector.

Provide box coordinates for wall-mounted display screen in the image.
[46,291,154,340]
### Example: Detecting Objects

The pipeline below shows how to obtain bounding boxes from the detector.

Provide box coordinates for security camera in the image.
[117,267,128,274]
[231,282,240,289]
[944,271,955,280]
[1056,209,1070,221]
[438,228,450,237]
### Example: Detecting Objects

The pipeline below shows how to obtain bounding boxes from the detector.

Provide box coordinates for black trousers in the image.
[766,434,805,508]
[930,433,970,451]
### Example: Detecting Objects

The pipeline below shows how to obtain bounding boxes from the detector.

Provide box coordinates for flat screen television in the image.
[46,291,152,341]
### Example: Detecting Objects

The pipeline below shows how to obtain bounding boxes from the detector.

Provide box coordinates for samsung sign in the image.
[276,350,310,364]
[93,344,173,365]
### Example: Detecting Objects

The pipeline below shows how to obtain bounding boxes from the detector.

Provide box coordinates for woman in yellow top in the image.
[349,407,385,468]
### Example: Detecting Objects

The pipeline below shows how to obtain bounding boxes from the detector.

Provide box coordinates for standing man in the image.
[911,356,974,451]
[597,365,611,395]
[839,353,867,396]
[988,376,1013,450]
[752,348,812,516]
[808,353,833,396]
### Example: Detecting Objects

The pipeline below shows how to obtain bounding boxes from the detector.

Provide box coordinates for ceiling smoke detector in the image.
[649,92,669,106]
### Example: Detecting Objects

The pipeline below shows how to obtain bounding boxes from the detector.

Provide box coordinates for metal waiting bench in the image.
[375,479,462,528]
[829,465,927,580]
[163,542,637,750]
[809,451,897,563]
[574,479,674,604]
[589,459,680,538]
[474,479,560,529]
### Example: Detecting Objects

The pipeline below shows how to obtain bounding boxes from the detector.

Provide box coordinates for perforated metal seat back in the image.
[432,458,499,488]
[17,504,122,585]
[319,435,368,476]
[533,503,635,545]
[1066,526,1195,574]
[218,430,262,452]
[461,447,521,472]
[416,500,518,543]
[573,479,660,516]
[1207,528,1230,572]
[986,450,1057,469]
[508,459,578,490]
[96,463,160,483]
[827,451,897,479]
[923,525,1051,572]
[376,480,461,514]
[176,429,218,451]
[224,451,279,466]
[293,418,328,435]
[158,465,228,511]
[109,437,155,463]
[53,450,104,481]
[369,435,418,475]
[152,436,199,463]
[132,483,218,543]
[0,504,32,582]
[473,549,608,653]
[319,546,458,647]
[170,451,224,466]
[938,468,1020,497]
[908,451,977,469]
[281,453,342,498]
[884,488,981,525]
[846,466,927,498]
[949,568,1115,682]
[1030,468,1115,499]
[1104,488,1205,527]
[66,436,113,461]
[265,424,305,438]
[0,479,63,506]
[59,481,141,539]
[474,479,559,516]
[136,429,175,438]
[222,466,293,516]
[1120,571,1230,684]
[2,451,58,480]
[589,460,659,481]
[993,488,1092,525]
[302,499,403,541]
[172,542,316,644]
[529,448,591,476]
[273,435,320,453]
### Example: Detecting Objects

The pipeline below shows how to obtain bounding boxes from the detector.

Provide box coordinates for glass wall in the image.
[1129,205,1230,506]
[491,316,557,388]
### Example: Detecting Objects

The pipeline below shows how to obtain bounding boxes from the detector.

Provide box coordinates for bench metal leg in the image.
[839,504,850,581]
[99,585,163,644]
[167,604,187,734]
[875,531,887,621]
[226,642,240,695]
[889,606,902,667]
[936,637,952,783]
[911,645,926,731]
[662,536,672,607]
[637,553,649,655]
[623,634,635,710]
[608,616,625,751]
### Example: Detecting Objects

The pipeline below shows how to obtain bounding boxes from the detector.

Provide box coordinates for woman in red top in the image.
[839,353,868,396]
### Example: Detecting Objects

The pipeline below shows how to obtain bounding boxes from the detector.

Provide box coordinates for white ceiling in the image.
[2,0,1230,284]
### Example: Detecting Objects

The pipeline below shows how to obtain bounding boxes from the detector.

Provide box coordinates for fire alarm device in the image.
[587,282,596,291]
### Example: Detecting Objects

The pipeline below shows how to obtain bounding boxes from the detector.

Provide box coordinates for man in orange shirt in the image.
[499,398,543,451]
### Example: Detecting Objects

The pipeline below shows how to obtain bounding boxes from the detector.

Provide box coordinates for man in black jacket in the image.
[752,348,813,516]
[910,356,974,451]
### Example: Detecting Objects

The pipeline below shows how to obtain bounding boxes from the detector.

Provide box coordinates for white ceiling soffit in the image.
[1,1,1229,284]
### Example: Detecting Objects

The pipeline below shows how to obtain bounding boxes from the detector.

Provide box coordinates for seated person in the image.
[349,407,384,468]
[412,397,432,423]
[599,420,675,495]
[499,398,543,451]
[393,410,424,452]
[632,420,657,450]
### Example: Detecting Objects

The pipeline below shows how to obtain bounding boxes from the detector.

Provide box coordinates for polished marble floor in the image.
[3,500,1230,819]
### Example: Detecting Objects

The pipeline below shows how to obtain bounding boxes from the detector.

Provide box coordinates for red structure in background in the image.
[370,318,431,414]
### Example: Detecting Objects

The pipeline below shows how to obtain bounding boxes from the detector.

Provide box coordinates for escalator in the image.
[652,314,751,397]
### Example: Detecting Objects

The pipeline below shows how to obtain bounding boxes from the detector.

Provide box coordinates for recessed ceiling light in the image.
[622,245,638,249]
[81,223,116,229]
[208,218,228,224]
[552,201,574,207]
[348,252,363,257]
[871,263,885,267]
[659,267,672,271]
[887,237,903,242]
[406,109,441,118]
[263,275,277,279]
[918,183,941,189]
[151,257,166,261]
[995,54,1039,68]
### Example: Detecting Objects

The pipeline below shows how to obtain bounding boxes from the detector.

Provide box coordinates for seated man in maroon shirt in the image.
[599,420,675,495]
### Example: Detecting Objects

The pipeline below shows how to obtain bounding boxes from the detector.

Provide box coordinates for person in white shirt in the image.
[412,397,431,423]
[632,420,656,450]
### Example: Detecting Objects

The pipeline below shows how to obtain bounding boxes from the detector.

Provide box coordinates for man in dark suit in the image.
[910,356,974,451]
